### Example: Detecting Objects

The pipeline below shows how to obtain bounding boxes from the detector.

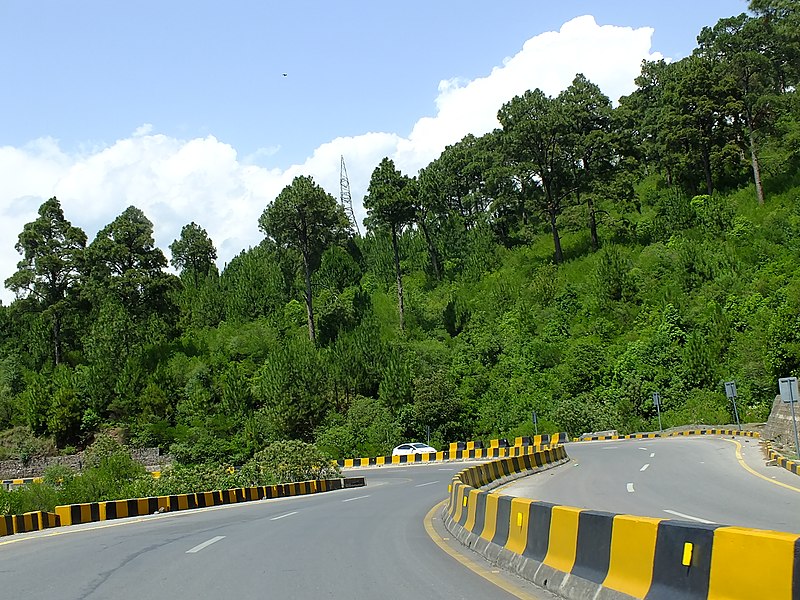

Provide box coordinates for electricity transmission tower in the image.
[339,155,360,236]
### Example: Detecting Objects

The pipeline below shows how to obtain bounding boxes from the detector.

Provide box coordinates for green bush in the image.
[250,440,340,483]
[149,462,243,496]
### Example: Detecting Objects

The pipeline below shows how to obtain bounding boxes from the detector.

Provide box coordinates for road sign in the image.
[652,392,662,432]
[724,381,741,430]
[778,377,800,456]
[779,377,799,403]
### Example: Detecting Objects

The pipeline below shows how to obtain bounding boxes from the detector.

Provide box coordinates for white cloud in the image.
[0,15,659,304]
[133,123,154,137]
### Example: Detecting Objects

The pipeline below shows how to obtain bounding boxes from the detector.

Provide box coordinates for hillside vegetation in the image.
[1,2,798,466]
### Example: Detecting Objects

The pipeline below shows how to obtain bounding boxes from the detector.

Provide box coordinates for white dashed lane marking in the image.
[270,511,298,520]
[186,536,225,554]
[342,495,371,503]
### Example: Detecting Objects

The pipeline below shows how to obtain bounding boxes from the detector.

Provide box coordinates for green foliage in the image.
[259,175,352,342]
[0,426,56,462]
[0,5,798,462]
[252,335,330,440]
[169,222,218,285]
[4,197,86,366]
[315,395,401,458]
[249,440,340,482]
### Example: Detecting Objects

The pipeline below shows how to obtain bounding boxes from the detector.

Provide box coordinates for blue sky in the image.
[0,1,748,302]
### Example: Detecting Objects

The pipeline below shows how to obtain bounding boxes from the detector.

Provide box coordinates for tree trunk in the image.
[391,225,405,332]
[302,252,316,343]
[747,121,765,206]
[549,206,563,264]
[418,218,441,279]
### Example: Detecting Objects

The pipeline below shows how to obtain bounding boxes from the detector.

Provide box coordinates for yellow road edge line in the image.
[722,438,800,494]
[423,500,542,600]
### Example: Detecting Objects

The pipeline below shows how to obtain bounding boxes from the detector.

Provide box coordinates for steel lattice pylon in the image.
[339,155,360,236]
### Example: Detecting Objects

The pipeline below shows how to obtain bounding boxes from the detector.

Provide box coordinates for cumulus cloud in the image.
[0,15,660,304]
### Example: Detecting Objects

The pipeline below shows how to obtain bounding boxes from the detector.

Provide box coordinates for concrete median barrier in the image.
[443,447,800,600]
[0,477,360,534]
[574,428,760,442]
[338,433,568,468]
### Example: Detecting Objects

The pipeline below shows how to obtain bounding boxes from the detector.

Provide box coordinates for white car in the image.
[392,442,437,456]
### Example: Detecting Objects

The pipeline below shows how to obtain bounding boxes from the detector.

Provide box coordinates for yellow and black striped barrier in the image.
[1,477,43,491]
[338,433,569,468]
[54,477,362,526]
[444,448,799,599]
[765,444,800,477]
[0,477,364,534]
[574,428,761,442]
[0,511,60,536]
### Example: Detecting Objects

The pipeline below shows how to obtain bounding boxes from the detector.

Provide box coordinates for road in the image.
[0,463,553,600]
[502,436,800,533]
[1,436,796,599]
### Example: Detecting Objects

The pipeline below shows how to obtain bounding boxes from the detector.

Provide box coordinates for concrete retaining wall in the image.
[764,395,800,452]
[0,447,166,479]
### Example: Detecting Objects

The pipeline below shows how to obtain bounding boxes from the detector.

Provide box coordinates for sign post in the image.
[724,381,741,431]
[778,377,800,457]
[653,392,663,432]
[532,410,538,436]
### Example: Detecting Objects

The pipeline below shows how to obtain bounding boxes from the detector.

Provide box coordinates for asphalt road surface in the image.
[1,436,796,600]
[502,436,800,533]
[0,463,554,600]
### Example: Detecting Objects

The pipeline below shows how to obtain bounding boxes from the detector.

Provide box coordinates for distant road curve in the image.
[501,435,800,533]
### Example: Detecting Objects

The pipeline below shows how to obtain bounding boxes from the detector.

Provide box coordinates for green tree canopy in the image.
[259,175,351,342]
[5,197,86,365]
[364,157,415,331]
[169,222,218,286]
[83,206,177,316]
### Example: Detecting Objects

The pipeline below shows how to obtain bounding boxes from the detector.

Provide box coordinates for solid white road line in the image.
[270,511,298,520]
[186,535,225,554]
[342,495,371,503]
[415,481,439,488]
[640,464,650,471]
[663,509,715,524]
[626,483,635,493]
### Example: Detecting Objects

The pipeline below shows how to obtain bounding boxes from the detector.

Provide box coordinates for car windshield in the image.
[412,443,429,448]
